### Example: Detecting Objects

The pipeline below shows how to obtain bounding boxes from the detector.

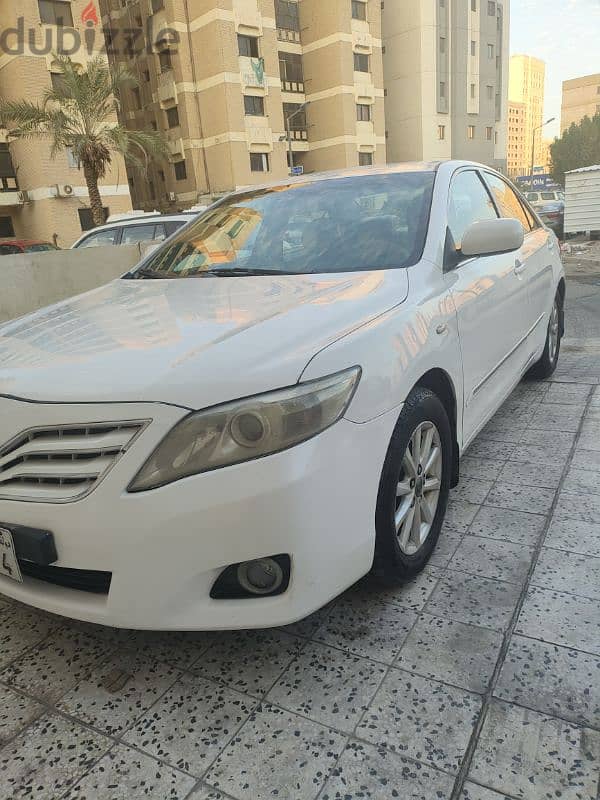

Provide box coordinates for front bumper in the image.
[0,396,399,630]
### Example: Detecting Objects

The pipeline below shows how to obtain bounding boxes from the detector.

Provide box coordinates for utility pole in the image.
[283,102,310,175]
[530,116,556,188]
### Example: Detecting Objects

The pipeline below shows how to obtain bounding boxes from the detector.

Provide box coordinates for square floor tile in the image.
[544,517,600,558]
[59,651,181,736]
[0,713,110,800]
[498,461,564,489]
[543,384,591,405]
[563,467,600,497]
[516,586,600,656]
[353,567,441,612]
[496,635,600,729]
[461,457,506,482]
[320,740,455,799]
[449,537,534,585]
[485,483,556,516]
[205,704,346,800]
[519,429,577,448]
[453,477,494,505]
[510,443,571,468]
[356,670,481,774]
[396,613,503,694]
[477,422,526,445]
[555,490,600,524]
[314,595,418,664]
[530,404,584,433]
[280,602,335,639]
[0,684,44,747]
[426,572,521,632]
[1,627,111,704]
[192,630,304,698]
[124,674,255,777]
[445,498,482,532]
[466,440,516,462]
[461,783,514,799]
[430,528,463,568]
[0,606,57,670]
[188,787,226,800]
[468,506,546,547]
[469,700,600,800]
[126,630,213,670]
[531,548,600,601]
[267,641,385,733]
[63,743,195,799]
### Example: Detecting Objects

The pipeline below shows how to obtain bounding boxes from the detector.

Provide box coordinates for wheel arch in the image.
[557,278,566,336]
[413,368,460,488]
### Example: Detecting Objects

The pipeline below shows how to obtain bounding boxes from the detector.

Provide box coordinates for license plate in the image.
[0,527,23,583]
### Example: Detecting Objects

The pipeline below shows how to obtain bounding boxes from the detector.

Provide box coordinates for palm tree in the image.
[0,55,168,227]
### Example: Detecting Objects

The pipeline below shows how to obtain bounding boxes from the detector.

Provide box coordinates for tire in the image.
[372,387,452,583]
[528,291,563,379]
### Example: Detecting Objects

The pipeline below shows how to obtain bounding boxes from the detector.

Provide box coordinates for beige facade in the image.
[507,100,526,177]
[382,0,509,173]
[0,1,132,246]
[508,54,545,174]
[99,0,385,211]
[561,73,600,132]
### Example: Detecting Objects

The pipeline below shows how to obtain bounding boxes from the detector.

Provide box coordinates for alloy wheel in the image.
[394,421,443,555]
[548,299,560,364]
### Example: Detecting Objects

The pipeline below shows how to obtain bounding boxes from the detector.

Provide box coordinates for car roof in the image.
[80,212,198,235]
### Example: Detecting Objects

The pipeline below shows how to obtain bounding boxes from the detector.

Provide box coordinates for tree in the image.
[549,114,600,186]
[0,55,168,227]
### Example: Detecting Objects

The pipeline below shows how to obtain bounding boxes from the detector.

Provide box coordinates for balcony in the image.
[277,28,301,43]
[0,190,23,208]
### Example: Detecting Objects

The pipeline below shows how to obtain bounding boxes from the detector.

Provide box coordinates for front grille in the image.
[0,421,149,502]
[19,561,112,594]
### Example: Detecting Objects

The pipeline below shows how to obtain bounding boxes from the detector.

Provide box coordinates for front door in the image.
[444,168,532,444]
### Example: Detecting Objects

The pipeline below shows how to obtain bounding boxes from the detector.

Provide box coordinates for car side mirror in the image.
[461,218,524,258]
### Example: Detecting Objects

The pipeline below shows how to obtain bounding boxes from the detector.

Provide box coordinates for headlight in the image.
[129,367,361,491]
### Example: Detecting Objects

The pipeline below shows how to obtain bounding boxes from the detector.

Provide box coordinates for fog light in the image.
[237,558,284,595]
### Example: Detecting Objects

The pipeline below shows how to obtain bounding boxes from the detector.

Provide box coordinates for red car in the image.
[0,239,58,255]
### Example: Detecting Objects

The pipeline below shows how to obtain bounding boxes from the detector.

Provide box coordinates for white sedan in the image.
[0,162,564,630]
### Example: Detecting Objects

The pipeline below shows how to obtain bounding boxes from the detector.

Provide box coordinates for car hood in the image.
[0,271,409,409]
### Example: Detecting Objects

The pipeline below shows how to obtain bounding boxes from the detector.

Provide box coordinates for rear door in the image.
[445,169,531,444]
[483,172,554,359]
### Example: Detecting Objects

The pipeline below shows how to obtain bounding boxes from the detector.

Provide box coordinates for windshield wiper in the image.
[198,268,301,277]
[129,267,178,280]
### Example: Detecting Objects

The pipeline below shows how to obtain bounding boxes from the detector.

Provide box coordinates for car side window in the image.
[0,244,22,255]
[484,173,532,233]
[121,224,160,244]
[165,220,186,237]
[77,229,118,248]
[448,170,498,250]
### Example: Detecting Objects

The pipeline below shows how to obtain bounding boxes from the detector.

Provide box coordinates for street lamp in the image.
[283,102,310,175]
[530,116,555,188]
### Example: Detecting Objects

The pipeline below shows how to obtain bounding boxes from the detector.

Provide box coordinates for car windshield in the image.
[541,192,555,200]
[131,172,435,278]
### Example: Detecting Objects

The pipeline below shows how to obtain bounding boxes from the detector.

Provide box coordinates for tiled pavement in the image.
[2,352,600,800]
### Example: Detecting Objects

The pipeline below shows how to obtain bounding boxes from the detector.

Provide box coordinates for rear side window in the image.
[24,243,56,252]
[121,224,160,244]
[484,173,532,232]
[448,170,498,249]
[77,228,119,248]
[0,244,22,255]
[164,220,187,236]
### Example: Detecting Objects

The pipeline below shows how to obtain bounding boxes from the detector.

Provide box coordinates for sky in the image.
[509,0,600,139]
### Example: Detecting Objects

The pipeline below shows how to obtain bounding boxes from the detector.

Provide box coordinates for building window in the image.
[494,131,498,144]
[151,0,165,11]
[470,83,476,99]
[250,152,270,172]
[471,0,477,10]
[244,95,265,116]
[440,81,446,99]
[438,125,446,140]
[486,84,494,100]
[238,35,260,58]
[143,69,150,83]
[358,152,373,166]
[159,50,173,73]
[597,85,600,94]
[439,36,446,54]
[78,208,109,232]
[275,0,300,32]
[351,1,367,20]
[279,52,304,89]
[166,106,180,128]
[283,103,307,132]
[486,126,493,140]
[50,72,66,93]
[150,120,158,130]
[356,103,371,122]
[353,52,370,72]
[488,1,496,14]
[174,160,187,181]
[38,0,73,26]
[468,125,476,139]
[471,40,476,56]
[132,87,141,109]
[487,43,494,59]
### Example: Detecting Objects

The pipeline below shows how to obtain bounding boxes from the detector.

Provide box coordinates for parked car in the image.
[71,212,197,249]
[537,200,565,239]
[0,239,58,255]
[0,162,565,630]
[526,190,564,207]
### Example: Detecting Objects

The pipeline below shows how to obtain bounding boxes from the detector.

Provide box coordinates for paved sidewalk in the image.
[1,354,600,800]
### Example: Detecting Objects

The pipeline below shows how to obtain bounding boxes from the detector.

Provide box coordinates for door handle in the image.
[514,259,527,275]
[436,323,448,335]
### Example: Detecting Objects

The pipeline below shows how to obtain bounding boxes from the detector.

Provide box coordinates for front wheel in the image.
[529,292,562,379]
[373,388,452,582]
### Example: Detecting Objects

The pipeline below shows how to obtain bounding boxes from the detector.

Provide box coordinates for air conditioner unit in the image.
[168,192,177,201]
[17,190,30,204]
[54,184,75,198]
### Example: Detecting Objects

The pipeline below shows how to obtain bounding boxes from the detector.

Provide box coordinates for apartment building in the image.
[382,0,509,172]
[99,0,385,211]
[507,99,526,177]
[0,0,132,246]
[508,54,545,174]
[561,73,600,132]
